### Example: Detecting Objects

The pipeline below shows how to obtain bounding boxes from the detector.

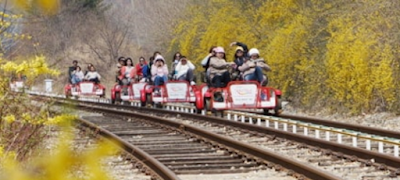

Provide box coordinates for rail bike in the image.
[9,75,28,92]
[64,81,106,98]
[10,80,25,92]
[110,82,147,104]
[140,81,203,109]
[200,81,282,115]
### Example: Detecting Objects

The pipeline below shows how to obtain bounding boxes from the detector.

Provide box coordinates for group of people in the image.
[68,41,271,92]
[114,52,196,94]
[201,42,271,88]
[68,60,101,84]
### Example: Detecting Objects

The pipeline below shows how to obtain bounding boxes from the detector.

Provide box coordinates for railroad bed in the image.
[31,92,400,179]
[76,111,327,179]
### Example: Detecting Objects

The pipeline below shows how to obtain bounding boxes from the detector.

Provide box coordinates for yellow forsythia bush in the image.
[0,56,115,180]
[171,0,400,114]
[1,2,117,179]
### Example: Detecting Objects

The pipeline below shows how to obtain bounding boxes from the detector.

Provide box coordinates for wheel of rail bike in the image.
[204,97,211,112]
[274,95,283,116]
[66,89,72,99]
[263,107,269,115]
[196,107,202,114]
[154,102,163,108]
[192,102,200,114]
[212,108,224,118]
[112,92,121,104]
[140,99,146,107]
[146,93,153,107]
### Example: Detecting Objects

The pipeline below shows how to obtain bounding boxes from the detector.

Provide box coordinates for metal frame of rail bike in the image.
[64,81,106,98]
[201,81,282,115]
[140,81,202,109]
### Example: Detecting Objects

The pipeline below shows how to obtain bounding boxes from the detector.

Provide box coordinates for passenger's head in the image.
[118,56,125,64]
[89,66,96,71]
[209,46,217,56]
[173,52,181,60]
[235,46,244,58]
[214,46,225,59]
[73,60,78,66]
[180,56,187,65]
[87,63,93,69]
[149,56,155,64]
[154,55,165,67]
[75,66,81,71]
[248,48,260,60]
[125,58,133,66]
[153,51,161,58]
[139,57,146,64]
[118,56,126,66]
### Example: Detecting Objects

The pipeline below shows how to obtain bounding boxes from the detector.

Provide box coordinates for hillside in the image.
[4,0,400,115]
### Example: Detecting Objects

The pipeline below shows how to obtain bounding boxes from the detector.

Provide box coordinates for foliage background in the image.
[2,0,400,114]
[170,0,400,114]
[1,0,400,178]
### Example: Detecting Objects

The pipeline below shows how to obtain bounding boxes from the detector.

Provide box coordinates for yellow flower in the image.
[0,146,4,157]
[46,114,76,125]
[4,115,16,123]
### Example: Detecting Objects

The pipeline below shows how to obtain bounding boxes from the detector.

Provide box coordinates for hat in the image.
[248,48,260,56]
[154,55,165,63]
[214,46,225,53]
[235,46,244,52]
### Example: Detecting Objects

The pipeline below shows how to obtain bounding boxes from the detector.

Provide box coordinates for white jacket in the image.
[72,70,84,80]
[175,60,195,78]
[85,71,101,80]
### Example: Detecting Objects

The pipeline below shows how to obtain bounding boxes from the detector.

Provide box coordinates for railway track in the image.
[77,109,336,179]
[32,93,339,179]
[225,110,400,159]
[82,115,266,175]
[31,92,400,179]
[112,105,400,179]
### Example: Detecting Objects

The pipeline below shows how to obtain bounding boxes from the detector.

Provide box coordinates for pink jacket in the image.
[151,55,169,81]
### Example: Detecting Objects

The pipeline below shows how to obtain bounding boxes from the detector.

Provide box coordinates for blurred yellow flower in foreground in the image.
[3,115,16,123]
[0,128,119,180]
[13,0,60,15]
[46,114,76,125]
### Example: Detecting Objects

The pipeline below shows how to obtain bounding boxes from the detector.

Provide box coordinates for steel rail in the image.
[38,94,400,170]
[32,93,400,176]
[77,118,181,180]
[72,100,400,171]
[280,114,400,138]
[39,95,341,180]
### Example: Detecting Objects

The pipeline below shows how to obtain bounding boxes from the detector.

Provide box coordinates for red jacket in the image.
[135,62,146,76]
[118,66,137,80]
